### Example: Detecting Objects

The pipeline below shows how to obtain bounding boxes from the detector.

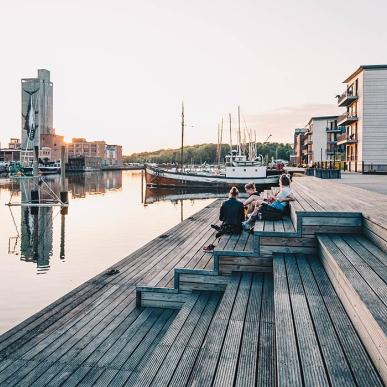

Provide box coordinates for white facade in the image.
[304,116,339,164]
[337,65,387,171]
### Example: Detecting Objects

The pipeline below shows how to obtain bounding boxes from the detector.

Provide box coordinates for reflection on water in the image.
[0,171,217,334]
[5,172,125,273]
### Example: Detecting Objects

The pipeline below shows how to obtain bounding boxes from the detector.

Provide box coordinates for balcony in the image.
[337,89,358,107]
[337,133,358,145]
[326,125,344,133]
[337,112,358,126]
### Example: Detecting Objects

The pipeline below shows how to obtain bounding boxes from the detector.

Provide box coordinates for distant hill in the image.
[123,142,292,164]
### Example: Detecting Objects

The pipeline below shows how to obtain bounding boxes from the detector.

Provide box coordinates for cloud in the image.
[243,103,341,143]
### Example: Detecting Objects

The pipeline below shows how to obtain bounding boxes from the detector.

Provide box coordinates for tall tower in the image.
[21,69,53,149]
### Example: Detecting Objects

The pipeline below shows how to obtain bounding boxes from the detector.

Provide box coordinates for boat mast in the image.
[238,106,241,156]
[217,123,220,167]
[229,113,232,162]
[219,117,223,167]
[180,101,184,172]
[217,118,224,168]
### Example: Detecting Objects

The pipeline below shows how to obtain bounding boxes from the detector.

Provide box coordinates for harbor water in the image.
[0,170,216,334]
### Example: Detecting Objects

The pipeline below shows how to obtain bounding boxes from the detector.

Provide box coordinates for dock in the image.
[0,176,386,386]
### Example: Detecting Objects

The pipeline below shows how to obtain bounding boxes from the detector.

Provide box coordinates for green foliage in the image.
[123,143,292,164]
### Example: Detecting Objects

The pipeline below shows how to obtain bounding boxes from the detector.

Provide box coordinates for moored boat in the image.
[145,152,280,188]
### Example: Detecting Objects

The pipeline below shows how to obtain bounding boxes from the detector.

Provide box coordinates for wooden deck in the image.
[0,202,222,386]
[0,175,386,386]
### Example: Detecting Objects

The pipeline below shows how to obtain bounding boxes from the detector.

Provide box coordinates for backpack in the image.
[259,202,284,221]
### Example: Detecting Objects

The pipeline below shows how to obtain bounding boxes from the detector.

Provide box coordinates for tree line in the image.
[123,143,292,164]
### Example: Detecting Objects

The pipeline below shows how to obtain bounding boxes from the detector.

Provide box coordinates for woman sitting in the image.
[204,186,245,251]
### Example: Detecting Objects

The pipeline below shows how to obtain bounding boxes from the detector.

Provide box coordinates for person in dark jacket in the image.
[203,186,245,251]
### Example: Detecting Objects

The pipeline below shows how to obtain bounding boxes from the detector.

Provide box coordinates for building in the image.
[8,138,21,149]
[66,156,102,172]
[292,128,307,165]
[21,69,53,150]
[336,65,387,172]
[40,133,66,162]
[105,144,123,166]
[303,116,344,165]
[0,148,20,162]
[67,138,106,160]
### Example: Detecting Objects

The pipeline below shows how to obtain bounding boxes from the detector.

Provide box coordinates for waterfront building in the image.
[303,116,344,165]
[67,138,106,159]
[0,148,20,162]
[21,69,54,150]
[8,138,21,149]
[105,144,123,166]
[336,64,387,172]
[40,133,66,162]
[66,155,102,172]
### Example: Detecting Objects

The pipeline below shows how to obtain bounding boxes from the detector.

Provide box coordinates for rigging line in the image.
[39,178,63,204]
[8,205,20,238]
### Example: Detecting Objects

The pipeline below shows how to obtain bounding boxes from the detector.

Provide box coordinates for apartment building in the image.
[336,65,387,172]
[303,116,343,165]
[292,128,307,165]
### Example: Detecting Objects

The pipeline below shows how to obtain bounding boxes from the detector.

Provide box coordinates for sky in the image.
[1,0,387,154]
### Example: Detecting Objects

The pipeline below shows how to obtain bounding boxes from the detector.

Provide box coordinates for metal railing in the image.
[337,89,357,105]
[337,133,357,143]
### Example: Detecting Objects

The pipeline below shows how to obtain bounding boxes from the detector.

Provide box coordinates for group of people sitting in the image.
[204,174,294,251]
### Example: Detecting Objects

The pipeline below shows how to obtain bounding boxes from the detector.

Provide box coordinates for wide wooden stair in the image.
[133,272,275,386]
[318,234,387,382]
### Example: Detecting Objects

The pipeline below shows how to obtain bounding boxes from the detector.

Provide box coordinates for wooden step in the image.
[213,232,267,275]
[318,235,387,383]
[254,215,296,237]
[273,253,383,386]
[188,272,275,386]
[133,272,276,386]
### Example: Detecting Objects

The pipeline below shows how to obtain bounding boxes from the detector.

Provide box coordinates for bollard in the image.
[60,191,69,204]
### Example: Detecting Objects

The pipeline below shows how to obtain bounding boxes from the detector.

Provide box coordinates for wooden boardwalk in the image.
[0,202,222,386]
[0,175,386,386]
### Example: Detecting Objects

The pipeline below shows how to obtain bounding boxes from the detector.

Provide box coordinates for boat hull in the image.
[145,166,280,188]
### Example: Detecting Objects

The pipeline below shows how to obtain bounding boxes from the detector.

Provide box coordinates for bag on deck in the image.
[259,202,284,221]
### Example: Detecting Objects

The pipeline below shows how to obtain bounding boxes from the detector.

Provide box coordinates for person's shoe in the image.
[211,224,221,231]
[203,244,215,252]
[242,221,251,231]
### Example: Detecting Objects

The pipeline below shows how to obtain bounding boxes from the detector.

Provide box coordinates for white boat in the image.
[145,152,280,188]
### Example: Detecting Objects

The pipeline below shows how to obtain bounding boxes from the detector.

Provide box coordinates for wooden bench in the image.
[273,253,383,386]
[132,271,276,386]
[318,234,387,382]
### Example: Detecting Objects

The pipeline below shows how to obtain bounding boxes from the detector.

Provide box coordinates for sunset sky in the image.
[1,0,386,154]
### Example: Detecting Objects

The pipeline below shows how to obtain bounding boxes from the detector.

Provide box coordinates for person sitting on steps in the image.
[242,174,294,231]
[203,186,245,251]
[243,182,261,214]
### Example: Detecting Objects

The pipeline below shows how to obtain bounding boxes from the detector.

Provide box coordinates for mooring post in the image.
[33,145,39,177]
[60,146,69,204]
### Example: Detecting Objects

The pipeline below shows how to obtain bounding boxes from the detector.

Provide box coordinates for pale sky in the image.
[1,0,387,154]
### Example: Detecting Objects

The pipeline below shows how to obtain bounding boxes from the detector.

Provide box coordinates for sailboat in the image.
[144,105,280,188]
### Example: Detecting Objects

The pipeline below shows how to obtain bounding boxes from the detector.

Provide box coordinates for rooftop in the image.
[343,64,387,83]
[307,115,338,126]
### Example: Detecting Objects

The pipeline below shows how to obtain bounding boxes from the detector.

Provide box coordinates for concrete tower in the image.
[21,69,53,149]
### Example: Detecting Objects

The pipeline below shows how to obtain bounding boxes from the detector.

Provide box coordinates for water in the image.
[0,170,217,334]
